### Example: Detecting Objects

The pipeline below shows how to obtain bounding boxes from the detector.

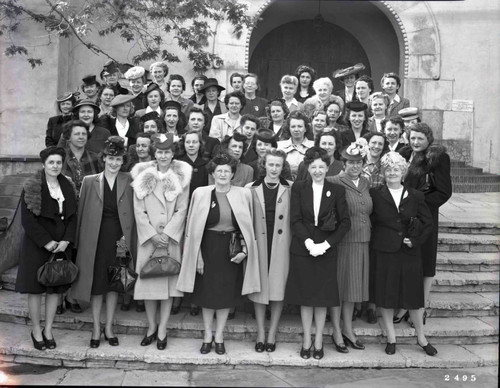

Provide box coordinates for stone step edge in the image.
[0,323,497,369]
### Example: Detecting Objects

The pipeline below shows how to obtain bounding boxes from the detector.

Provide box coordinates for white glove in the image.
[304,238,315,252]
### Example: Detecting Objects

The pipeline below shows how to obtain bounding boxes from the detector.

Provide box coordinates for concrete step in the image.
[452,183,500,193]
[433,271,499,293]
[438,233,500,253]
[436,252,500,272]
[0,290,497,345]
[428,292,498,317]
[451,167,484,175]
[0,322,496,370]
[451,174,500,184]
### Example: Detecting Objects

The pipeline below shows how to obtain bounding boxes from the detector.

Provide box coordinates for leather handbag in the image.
[108,255,138,293]
[140,245,180,279]
[37,251,79,287]
[229,231,243,259]
[318,209,337,232]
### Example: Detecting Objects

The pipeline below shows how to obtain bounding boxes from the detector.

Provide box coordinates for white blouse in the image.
[388,186,406,210]
[48,183,65,214]
[312,182,323,226]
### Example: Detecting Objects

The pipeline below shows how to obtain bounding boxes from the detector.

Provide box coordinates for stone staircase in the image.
[0,206,498,370]
[451,160,500,193]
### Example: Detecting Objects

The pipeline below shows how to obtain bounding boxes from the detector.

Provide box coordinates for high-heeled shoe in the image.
[140,329,158,346]
[255,342,265,352]
[200,337,214,354]
[385,343,396,355]
[65,298,82,313]
[342,334,365,350]
[31,332,46,351]
[190,306,200,316]
[265,342,276,352]
[90,329,101,348]
[332,335,348,354]
[214,341,225,355]
[157,335,167,350]
[367,309,378,324]
[42,329,56,349]
[418,341,437,356]
[56,304,64,315]
[120,302,131,311]
[136,301,145,313]
[227,312,235,320]
[300,345,312,359]
[313,347,324,360]
[352,307,362,322]
[103,329,119,346]
[393,311,409,324]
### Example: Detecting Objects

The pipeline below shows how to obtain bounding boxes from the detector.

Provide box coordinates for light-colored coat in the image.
[209,113,242,141]
[71,172,137,303]
[130,160,192,300]
[176,185,260,295]
[245,180,292,304]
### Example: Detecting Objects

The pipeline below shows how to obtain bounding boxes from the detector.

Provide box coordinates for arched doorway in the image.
[247,0,401,100]
[249,20,371,99]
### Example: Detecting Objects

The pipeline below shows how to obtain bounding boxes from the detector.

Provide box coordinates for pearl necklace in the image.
[263,180,278,190]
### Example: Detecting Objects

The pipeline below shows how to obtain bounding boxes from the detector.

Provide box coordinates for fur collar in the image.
[131,160,192,201]
[23,170,77,216]
[404,144,447,179]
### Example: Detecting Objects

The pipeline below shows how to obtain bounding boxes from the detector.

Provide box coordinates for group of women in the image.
[19,61,452,360]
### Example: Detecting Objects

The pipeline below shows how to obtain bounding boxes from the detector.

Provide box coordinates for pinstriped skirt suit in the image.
[327,173,372,302]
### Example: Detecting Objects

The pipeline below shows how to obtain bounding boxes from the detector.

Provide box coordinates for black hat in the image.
[103,136,126,156]
[72,99,101,115]
[103,60,120,75]
[81,74,100,87]
[145,82,161,95]
[151,133,174,150]
[255,129,277,144]
[199,78,225,94]
[211,152,236,166]
[163,100,182,111]
[346,101,368,112]
[140,111,160,123]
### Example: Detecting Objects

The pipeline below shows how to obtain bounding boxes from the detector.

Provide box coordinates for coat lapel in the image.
[152,179,166,208]
[93,173,104,202]
[340,175,361,193]
[116,173,127,201]
[255,185,266,218]
[380,185,398,209]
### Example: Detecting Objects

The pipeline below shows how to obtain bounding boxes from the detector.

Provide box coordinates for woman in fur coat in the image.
[131,133,192,350]
[16,147,77,350]
[396,123,452,324]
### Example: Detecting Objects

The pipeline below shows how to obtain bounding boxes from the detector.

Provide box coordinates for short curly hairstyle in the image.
[62,119,91,140]
[408,122,434,146]
[167,74,186,91]
[207,153,238,175]
[265,99,290,122]
[363,131,390,157]
[303,146,330,167]
[314,130,342,160]
[224,91,246,109]
[40,146,66,164]
[257,148,290,179]
[356,75,374,94]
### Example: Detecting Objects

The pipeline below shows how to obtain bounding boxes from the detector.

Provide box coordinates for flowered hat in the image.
[341,138,369,161]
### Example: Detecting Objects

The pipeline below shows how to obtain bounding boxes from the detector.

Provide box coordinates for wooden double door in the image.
[249,20,371,100]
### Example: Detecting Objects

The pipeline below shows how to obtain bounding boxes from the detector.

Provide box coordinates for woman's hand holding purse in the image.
[53,241,69,253]
[230,251,247,264]
[151,233,169,248]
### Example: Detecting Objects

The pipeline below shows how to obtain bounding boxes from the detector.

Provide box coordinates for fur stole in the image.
[23,170,77,216]
[403,144,447,179]
[130,160,192,201]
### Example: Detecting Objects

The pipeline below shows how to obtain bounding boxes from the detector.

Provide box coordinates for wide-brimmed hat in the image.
[255,128,277,144]
[103,136,126,156]
[398,107,419,121]
[340,138,369,161]
[81,74,100,87]
[199,78,225,93]
[333,63,365,79]
[345,101,368,112]
[124,66,145,80]
[72,99,100,115]
[110,94,136,107]
[140,111,160,123]
[152,133,174,150]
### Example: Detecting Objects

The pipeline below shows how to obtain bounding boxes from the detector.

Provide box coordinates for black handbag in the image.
[140,245,180,279]
[407,216,423,238]
[229,231,244,259]
[37,251,79,287]
[318,209,337,232]
[108,255,138,293]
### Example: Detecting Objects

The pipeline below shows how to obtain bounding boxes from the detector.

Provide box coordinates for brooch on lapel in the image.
[326,191,331,197]
[211,201,216,208]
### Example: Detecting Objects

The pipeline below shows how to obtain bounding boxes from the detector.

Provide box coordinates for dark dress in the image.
[15,171,77,294]
[263,183,279,268]
[191,190,244,309]
[176,154,209,197]
[91,178,123,295]
[285,180,351,306]
[400,145,452,277]
[370,185,433,309]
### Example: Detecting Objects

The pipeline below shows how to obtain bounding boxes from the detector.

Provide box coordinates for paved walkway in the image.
[0,362,497,387]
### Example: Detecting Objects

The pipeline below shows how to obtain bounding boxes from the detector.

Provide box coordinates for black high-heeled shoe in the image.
[352,307,362,322]
[140,329,158,346]
[393,311,409,324]
[300,345,312,359]
[31,332,46,351]
[200,337,213,354]
[157,334,167,350]
[418,341,437,356]
[342,334,365,350]
[65,298,82,313]
[255,342,265,352]
[385,343,396,355]
[367,309,378,324]
[171,305,181,315]
[56,304,64,315]
[214,341,225,355]
[313,347,324,360]
[332,335,348,354]
[190,306,200,316]
[103,329,119,346]
[42,329,56,349]
[90,329,101,348]
[265,342,276,352]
